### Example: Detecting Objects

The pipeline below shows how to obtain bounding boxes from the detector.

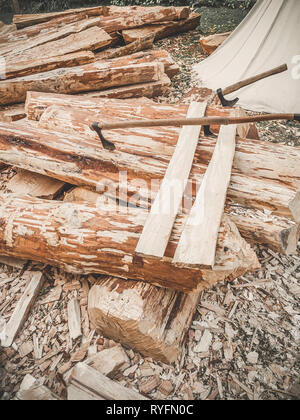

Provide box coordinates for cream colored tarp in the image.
[193,0,300,113]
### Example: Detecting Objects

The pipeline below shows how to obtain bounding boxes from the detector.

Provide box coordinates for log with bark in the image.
[88,277,201,363]
[0,61,164,105]
[3,51,95,80]
[121,13,200,43]
[0,194,259,292]
[0,17,105,57]
[96,34,155,60]
[12,6,109,29]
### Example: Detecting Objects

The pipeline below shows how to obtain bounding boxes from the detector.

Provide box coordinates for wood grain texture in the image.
[173,124,237,268]
[0,61,164,105]
[136,101,207,259]
[0,194,259,292]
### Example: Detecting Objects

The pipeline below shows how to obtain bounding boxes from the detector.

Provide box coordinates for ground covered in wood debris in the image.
[0,30,299,401]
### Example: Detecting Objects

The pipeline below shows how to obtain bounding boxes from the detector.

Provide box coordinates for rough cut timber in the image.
[5,26,112,64]
[68,363,148,400]
[0,104,26,122]
[80,74,171,100]
[121,13,200,43]
[0,17,105,57]
[12,6,109,29]
[109,5,190,20]
[85,345,129,377]
[0,61,164,105]
[6,169,65,199]
[89,277,200,363]
[199,32,232,55]
[98,6,181,33]
[135,101,207,259]
[0,271,44,347]
[0,194,259,292]
[96,34,155,60]
[96,49,180,79]
[174,124,237,269]
[22,101,300,223]
[3,51,95,80]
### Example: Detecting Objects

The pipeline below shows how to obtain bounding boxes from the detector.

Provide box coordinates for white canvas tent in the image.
[193,0,300,113]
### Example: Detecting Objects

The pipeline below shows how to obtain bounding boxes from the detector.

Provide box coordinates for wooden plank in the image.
[0,61,164,105]
[6,169,65,199]
[0,271,44,347]
[4,51,95,80]
[135,101,207,259]
[68,363,148,400]
[67,299,82,341]
[173,124,237,268]
[13,6,109,28]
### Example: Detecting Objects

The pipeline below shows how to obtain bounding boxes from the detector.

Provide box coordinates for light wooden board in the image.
[1,271,44,347]
[173,123,237,268]
[135,101,207,259]
[67,299,82,341]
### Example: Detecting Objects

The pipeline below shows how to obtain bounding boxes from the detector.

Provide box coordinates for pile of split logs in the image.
[0,4,199,111]
[0,6,300,368]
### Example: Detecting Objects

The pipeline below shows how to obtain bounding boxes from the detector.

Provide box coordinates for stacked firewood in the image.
[0,5,200,110]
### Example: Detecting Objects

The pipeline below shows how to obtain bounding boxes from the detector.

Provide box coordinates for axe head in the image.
[90,122,116,151]
[217,88,239,108]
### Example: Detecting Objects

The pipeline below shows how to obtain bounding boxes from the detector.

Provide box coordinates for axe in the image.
[91,113,300,150]
[216,63,288,107]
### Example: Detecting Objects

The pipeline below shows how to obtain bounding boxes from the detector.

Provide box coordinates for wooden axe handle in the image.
[222,64,288,95]
[99,113,299,131]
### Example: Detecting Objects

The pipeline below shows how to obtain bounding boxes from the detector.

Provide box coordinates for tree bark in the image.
[0,61,164,105]
[0,194,259,292]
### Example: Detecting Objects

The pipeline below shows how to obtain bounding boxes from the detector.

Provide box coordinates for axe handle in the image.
[99,113,299,130]
[222,64,288,95]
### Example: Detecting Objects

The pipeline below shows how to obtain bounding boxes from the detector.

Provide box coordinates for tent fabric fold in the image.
[193,0,300,113]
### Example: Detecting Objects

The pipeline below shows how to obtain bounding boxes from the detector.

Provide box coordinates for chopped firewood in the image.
[85,345,129,378]
[67,299,82,341]
[12,6,109,29]
[199,32,232,55]
[68,363,148,400]
[158,380,174,396]
[4,51,95,80]
[40,286,62,305]
[0,271,44,347]
[0,194,259,292]
[122,13,200,43]
[0,61,164,105]
[139,375,161,395]
[18,341,34,358]
[6,169,65,199]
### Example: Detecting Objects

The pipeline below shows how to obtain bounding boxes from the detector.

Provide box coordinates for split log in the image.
[199,32,232,55]
[96,49,180,79]
[66,187,299,255]
[68,363,148,400]
[21,102,299,222]
[80,74,171,100]
[121,13,200,43]
[3,51,95,80]
[0,194,259,292]
[109,5,190,21]
[0,61,164,105]
[0,22,16,36]
[0,271,44,347]
[4,27,112,65]
[0,17,105,57]
[89,277,200,363]
[6,169,65,199]
[12,6,109,29]
[98,7,181,34]
[96,34,154,60]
